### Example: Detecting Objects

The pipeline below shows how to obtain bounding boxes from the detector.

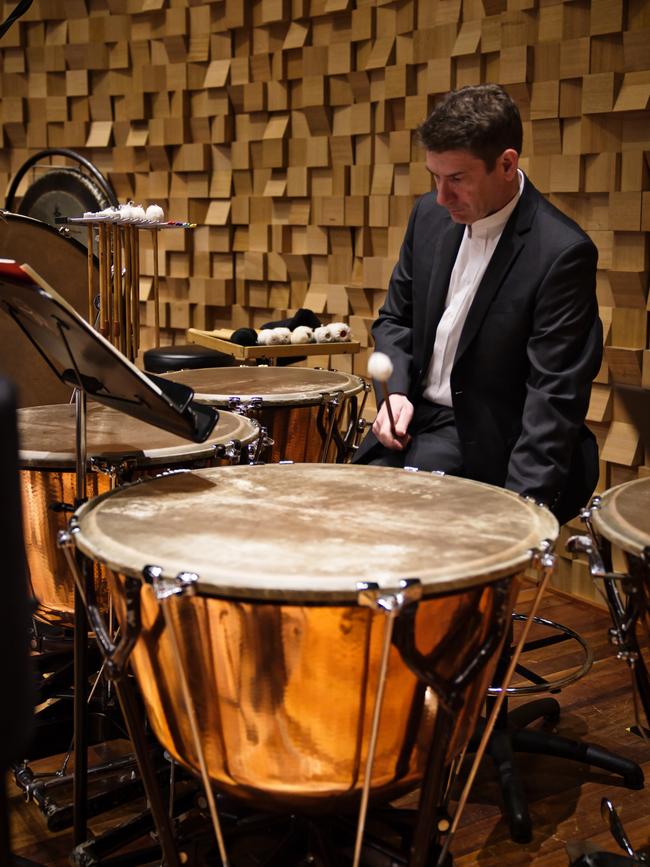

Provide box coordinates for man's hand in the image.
[372,394,413,450]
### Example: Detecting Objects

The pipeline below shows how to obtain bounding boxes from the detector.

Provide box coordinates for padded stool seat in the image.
[143,344,235,374]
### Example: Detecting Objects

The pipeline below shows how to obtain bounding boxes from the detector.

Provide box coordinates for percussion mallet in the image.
[152,228,160,348]
[86,225,94,324]
[367,351,399,441]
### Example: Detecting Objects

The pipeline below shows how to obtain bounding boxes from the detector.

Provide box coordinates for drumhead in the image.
[159,366,364,406]
[17,403,257,468]
[73,464,558,601]
[592,478,650,557]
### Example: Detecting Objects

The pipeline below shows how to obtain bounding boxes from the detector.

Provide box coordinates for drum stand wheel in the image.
[471,614,645,844]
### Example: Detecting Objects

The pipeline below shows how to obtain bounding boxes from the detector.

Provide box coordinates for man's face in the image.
[425,148,519,225]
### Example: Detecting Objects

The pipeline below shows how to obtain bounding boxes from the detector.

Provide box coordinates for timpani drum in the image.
[158,366,368,463]
[590,477,650,725]
[592,478,650,577]
[18,402,258,627]
[68,465,558,809]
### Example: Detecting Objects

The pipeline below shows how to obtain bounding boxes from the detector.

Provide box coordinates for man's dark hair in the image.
[417,84,523,171]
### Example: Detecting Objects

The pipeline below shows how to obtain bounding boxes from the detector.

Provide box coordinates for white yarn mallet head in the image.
[270,327,291,345]
[314,325,333,343]
[291,325,314,344]
[367,352,398,438]
[146,203,165,223]
[329,322,351,342]
[367,351,393,382]
[130,204,146,222]
[257,329,274,345]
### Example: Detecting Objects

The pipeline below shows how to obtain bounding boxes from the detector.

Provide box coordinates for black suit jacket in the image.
[355,176,603,524]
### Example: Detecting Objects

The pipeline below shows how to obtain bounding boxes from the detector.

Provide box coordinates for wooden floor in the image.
[9,588,650,866]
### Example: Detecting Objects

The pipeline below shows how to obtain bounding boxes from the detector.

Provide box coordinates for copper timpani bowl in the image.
[71,464,558,809]
[159,366,366,463]
[18,402,258,627]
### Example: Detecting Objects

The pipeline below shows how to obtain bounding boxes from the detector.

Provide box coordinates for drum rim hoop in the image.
[71,464,558,602]
[17,405,258,467]
[162,367,365,406]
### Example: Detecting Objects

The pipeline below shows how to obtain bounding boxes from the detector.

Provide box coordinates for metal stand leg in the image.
[73,388,89,846]
[72,589,88,846]
[59,544,183,867]
[112,676,182,867]
[407,710,454,867]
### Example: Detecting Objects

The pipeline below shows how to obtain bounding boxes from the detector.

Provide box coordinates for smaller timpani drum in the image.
[587,478,650,726]
[18,402,258,627]
[159,366,369,463]
[592,479,650,578]
[65,466,557,823]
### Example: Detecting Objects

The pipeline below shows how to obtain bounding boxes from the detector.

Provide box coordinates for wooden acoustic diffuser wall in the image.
[0,0,648,600]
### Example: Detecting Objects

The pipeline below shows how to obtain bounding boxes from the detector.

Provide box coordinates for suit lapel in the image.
[454,178,539,365]
[421,219,464,371]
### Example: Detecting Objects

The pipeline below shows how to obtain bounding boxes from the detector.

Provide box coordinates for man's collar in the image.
[468,169,525,240]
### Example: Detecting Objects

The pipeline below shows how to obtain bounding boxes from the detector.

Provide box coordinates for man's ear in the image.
[500,148,519,179]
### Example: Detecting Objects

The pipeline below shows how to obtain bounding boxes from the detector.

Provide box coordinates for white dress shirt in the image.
[422,169,525,407]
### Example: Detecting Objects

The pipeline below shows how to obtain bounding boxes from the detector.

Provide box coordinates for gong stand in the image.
[0,265,217,853]
[569,506,650,735]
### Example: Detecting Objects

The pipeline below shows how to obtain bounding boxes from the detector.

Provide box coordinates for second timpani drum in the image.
[68,465,558,808]
[18,402,258,627]
[159,366,368,463]
[592,477,650,631]
[591,477,650,724]
[592,478,650,574]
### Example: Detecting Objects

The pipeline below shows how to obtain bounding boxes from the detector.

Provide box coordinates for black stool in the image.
[473,613,644,844]
[143,344,235,374]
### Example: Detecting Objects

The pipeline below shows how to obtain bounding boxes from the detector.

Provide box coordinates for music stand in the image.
[0,260,217,861]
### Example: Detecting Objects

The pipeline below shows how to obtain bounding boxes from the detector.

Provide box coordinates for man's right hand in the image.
[372,393,414,450]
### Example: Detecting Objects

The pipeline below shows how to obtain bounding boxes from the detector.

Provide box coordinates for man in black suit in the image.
[354,84,602,524]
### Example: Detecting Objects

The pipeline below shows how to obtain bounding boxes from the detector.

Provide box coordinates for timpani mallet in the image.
[86,225,94,324]
[152,228,160,348]
[367,351,399,440]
